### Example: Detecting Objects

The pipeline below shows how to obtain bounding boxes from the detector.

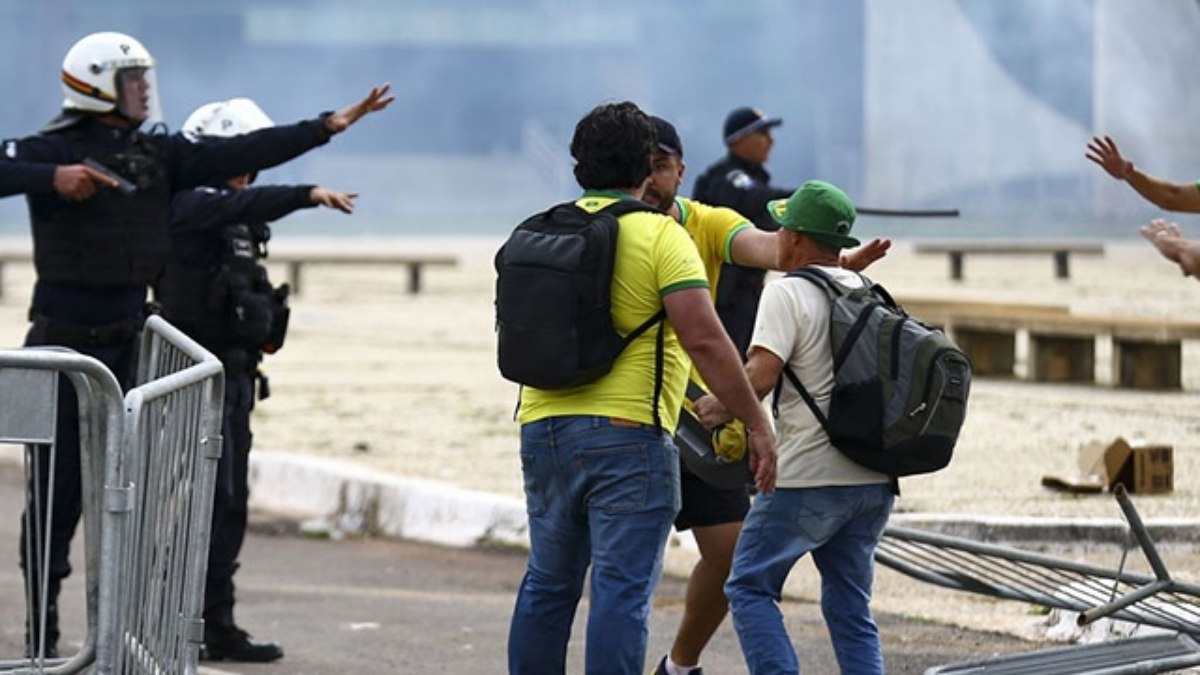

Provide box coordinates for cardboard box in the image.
[1106,438,1173,494]
[1113,439,1171,492]
[1042,437,1173,495]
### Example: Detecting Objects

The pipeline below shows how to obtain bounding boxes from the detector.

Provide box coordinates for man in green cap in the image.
[645,118,891,675]
[696,180,894,675]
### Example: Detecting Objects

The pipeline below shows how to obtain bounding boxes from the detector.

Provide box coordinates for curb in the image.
[245,451,1200,547]
[4,446,1198,551]
[887,512,1200,546]
[244,451,710,578]
[247,452,530,549]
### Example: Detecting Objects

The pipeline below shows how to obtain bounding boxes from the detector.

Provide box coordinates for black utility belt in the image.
[30,314,142,348]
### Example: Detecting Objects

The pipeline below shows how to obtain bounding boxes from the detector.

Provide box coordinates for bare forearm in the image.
[1177,243,1200,277]
[746,357,780,400]
[1127,168,1200,213]
[688,337,770,431]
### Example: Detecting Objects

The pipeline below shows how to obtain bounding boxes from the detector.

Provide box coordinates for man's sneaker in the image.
[200,625,283,663]
[652,655,704,675]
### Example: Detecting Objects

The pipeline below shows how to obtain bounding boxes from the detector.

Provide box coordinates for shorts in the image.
[673,460,751,531]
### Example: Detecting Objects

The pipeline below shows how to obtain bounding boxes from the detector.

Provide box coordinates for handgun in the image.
[82,158,137,195]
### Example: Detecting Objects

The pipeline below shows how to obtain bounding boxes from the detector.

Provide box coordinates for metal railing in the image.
[0,348,124,674]
[1,316,223,675]
[877,486,1200,674]
[100,316,224,675]
[876,487,1200,635]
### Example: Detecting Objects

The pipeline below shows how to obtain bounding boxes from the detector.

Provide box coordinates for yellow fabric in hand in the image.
[712,420,747,462]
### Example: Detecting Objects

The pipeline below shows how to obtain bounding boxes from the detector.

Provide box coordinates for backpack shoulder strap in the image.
[598,197,665,219]
[772,363,830,433]
[597,197,668,432]
[786,266,845,298]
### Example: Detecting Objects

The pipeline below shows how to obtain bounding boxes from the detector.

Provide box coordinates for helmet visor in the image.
[115,67,163,126]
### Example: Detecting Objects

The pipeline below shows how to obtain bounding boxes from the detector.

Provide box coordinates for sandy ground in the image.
[1,235,1198,645]
[241,237,1200,521]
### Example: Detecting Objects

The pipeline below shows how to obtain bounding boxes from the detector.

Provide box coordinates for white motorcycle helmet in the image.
[182,98,274,141]
[60,31,162,124]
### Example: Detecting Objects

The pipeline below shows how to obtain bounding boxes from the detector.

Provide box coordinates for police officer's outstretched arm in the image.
[173,84,395,191]
[171,185,358,236]
[322,84,395,135]
[309,187,357,213]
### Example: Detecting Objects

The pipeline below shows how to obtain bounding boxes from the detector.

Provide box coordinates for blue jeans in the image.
[508,416,681,675]
[725,483,894,675]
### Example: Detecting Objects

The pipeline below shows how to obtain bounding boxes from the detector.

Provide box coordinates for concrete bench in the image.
[895,295,1071,378]
[913,240,1105,280]
[0,248,458,298]
[265,251,458,296]
[905,298,1200,389]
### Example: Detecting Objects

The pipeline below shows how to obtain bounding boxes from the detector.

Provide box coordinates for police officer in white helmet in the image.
[158,98,358,662]
[0,31,393,660]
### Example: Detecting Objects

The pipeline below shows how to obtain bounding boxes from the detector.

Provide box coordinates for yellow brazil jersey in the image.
[675,197,752,298]
[518,192,709,430]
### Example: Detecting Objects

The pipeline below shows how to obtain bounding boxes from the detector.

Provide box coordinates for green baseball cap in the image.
[767,180,859,248]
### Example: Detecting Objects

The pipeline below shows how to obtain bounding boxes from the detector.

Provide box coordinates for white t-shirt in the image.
[750,265,890,488]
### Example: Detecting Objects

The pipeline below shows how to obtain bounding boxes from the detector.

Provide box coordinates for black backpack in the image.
[495,199,666,403]
[773,267,971,477]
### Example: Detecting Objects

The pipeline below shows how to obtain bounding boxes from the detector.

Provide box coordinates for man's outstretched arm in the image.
[1087,135,1200,213]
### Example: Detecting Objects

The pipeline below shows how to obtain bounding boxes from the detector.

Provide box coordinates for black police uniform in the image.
[158,184,315,657]
[0,111,332,655]
[691,154,791,355]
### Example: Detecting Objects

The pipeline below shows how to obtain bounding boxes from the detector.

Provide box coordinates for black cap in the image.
[723,106,782,145]
[651,115,683,157]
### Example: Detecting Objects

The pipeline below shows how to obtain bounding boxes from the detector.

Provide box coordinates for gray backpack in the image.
[772,267,971,477]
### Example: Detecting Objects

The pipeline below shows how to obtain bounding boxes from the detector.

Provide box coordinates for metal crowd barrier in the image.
[876,486,1200,674]
[0,349,124,674]
[100,316,224,675]
[1,316,223,675]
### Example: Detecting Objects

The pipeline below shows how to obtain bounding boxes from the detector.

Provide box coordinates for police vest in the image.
[158,221,290,359]
[32,127,172,287]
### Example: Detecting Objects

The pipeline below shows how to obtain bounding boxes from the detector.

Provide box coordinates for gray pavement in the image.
[0,459,1034,674]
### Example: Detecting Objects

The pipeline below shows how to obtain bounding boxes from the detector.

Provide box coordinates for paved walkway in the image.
[0,454,1037,673]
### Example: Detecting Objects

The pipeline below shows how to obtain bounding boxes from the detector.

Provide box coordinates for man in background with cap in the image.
[645,116,890,675]
[692,106,793,358]
[697,181,894,675]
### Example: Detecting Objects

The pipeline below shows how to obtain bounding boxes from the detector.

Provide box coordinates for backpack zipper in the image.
[911,347,961,436]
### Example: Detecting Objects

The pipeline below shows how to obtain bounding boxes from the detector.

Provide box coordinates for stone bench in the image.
[0,248,458,298]
[265,251,458,295]
[895,295,1071,378]
[900,296,1200,389]
[913,240,1105,280]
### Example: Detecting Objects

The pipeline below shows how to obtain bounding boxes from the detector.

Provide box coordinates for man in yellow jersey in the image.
[506,102,777,675]
[644,116,890,675]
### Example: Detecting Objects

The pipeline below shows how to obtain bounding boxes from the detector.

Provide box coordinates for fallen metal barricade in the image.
[876,485,1200,674]
[98,315,224,675]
